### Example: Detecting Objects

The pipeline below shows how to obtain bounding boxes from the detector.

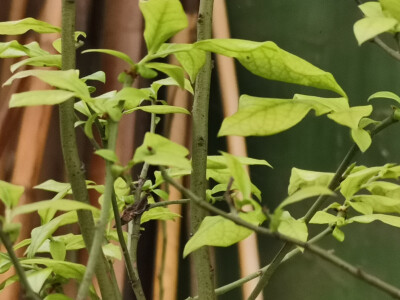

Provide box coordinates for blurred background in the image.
[1,0,400,299]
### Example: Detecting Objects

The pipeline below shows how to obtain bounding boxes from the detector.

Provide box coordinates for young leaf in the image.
[0,41,30,58]
[353,17,398,45]
[348,214,400,228]
[195,39,346,96]
[277,212,308,242]
[145,62,185,88]
[174,48,206,83]
[112,87,151,110]
[0,180,24,209]
[327,105,373,129]
[183,215,254,258]
[27,268,53,293]
[10,55,61,72]
[309,211,339,224]
[140,0,188,53]
[348,201,373,215]
[141,207,180,224]
[49,240,66,261]
[288,168,334,195]
[102,243,122,261]
[340,166,382,199]
[359,2,385,17]
[44,294,73,300]
[81,71,106,83]
[350,194,400,214]
[9,90,75,108]
[381,0,400,22]
[277,186,334,209]
[21,258,85,280]
[221,152,252,199]
[368,91,400,104]
[132,132,191,169]
[151,77,194,96]
[351,128,372,152]
[207,155,272,169]
[34,180,71,193]
[126,104,190,115]
[4,70,90,100]
[95,149,119,163]
[0,18,60,35]
[82,49,135,66]
[332,226,345,242]
[366,181,400,198]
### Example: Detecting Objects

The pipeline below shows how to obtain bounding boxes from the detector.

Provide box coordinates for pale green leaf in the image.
[359,2,385,17]
[126,104,190,115]
[348,214,400,227]
[49,240,66,261]
[27,211,77,258]
[27,268,53,293]
[141,207,180,224]
[0,18,60,35]
[292,94,349,114]
[381,0,400,22]
[0,180,24,209]
[10,55,61,72]
[22,258,85,280]
[102,243,121,260]
[278,186,334,209]
[366,181,400,198]
[9,90,75,108]
[195,39,346,96]
[351,194,400,214]
[151,77,194,96]
[183,215,254,257]
[12,199,99,217]
[83,113,98,139]
[351,128,372,152]
[81,71,106,83]
[0,41,29,58]
[145,62,185,88]
[207,155,272,169]
[309,211,339,224]
[95,149,119,163]
[82,49,134,66]
[348,201,373,215]
[368,91,400,104]
[277,213,308,242]
[340,166,382,199]
[140,0,188,53]
[353,17,398,45]
[34,180,70,193]
[111,87,151,110]
[222,152,252,199]
[288,168,334,195]
[132,133,191,169]
[328,105,373,129]
[4,69,90,100]
[44,294,73,300]
[174,48,206,83]
[332,226,345,242]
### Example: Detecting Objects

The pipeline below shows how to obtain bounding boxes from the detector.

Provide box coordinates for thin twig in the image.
[0,224,41,300]
[161,167,400,300]
[148,199,190,209]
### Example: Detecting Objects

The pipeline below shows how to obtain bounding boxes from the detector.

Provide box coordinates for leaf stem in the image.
[60,1,120,299]
[0,223,41,300]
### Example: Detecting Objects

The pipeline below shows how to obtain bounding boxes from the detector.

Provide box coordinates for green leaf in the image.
[112,87,151,110]
[0,18,60,35]
[277,212,308,242]
[34,180,70,193]
[278,186,334,209]
[145,62,185,88]
[9,90,75,108]
[288,168,334,195]
[221,152,252,199]
[44,294,73,300]
[350,194,400,214]
[340,166,382,199]
[0,180,24,209]
[83,113,99,140]
[309,211,339,224]
[207,155,272,169]
[195,39,346,96]
[183,215,254,258]
[151,77,194,96]
[0,253,12,274]
[327,105,373,129]
[332,226,345,242]
[381,0,400,22]
[4,70,90,100]
[368,91,400,104]
[27,268,53,293]
[27,212,77,258]
[95,149,119,163]
[126,104,190,115]
[351,128,372,152]
[102,243,121,260]
[348,214,400,228]
[348,201,373,215]
[141,207,180,224]
[82,49,134,66]
[81,71,106,83]
[140,0,188,53]
[152,189,169,200]
[49,240,66,261]
[174,48,206,83]
[12,199,99,217]
[353,17,398,45]
[366,181,400,198]
[132,133,191,169]
[359,2,385,17]
[0,41,30,58]
[22,258,85,280]
[10,55,61,72]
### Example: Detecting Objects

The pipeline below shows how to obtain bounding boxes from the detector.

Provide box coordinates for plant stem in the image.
[60,1,120,299]
[76,121,120,300]
[0,224,41,300]
[249,113,398,298]
[161,168,400,300]
[149,199,190,209]
[190,0,215,298]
